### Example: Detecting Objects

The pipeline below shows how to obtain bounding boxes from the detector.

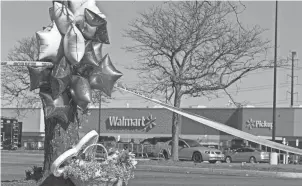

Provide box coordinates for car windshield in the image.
[183,139,202,147]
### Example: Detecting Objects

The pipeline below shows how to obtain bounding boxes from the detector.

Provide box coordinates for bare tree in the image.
[124,1,283,160]
[1,36,113,176]
[1,36,110,108]
[1,37,40,108]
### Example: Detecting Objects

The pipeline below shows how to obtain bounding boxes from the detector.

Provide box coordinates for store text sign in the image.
[108,116,146,127]
[245,118,273,130]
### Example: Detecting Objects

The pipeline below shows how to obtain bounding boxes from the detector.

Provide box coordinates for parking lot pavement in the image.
[1,151,43,180]
[130,171,302,186]
[2,151,302,181]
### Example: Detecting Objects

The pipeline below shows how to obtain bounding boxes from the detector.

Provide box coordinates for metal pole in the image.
[98,92,102,135]
[11,124,13,145]
[272,0,278,141]
[290,51,296,107]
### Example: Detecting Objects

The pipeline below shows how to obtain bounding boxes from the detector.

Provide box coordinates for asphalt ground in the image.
[2,151,302,186]
[129,171,302,186]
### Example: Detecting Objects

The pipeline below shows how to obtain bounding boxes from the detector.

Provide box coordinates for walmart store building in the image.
[1,107,302,148]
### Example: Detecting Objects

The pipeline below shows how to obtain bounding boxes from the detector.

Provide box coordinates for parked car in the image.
[199,142,221,150]
[224,147,270,163]
[140,137,172,145]
[160,139,224,163]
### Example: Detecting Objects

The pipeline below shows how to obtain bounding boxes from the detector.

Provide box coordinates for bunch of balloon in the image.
[28,0,123,175]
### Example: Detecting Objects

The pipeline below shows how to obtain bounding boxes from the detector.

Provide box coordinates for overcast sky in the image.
[1,1,302,108]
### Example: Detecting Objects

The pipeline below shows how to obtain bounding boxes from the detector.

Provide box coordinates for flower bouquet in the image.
[63,144,137,186]
[51,131,137,186]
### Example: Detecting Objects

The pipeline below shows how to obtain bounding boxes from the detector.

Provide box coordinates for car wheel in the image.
[249,156,256,164]
[225,156,232,163]
[192,152,203,163]
[209,160,217,164]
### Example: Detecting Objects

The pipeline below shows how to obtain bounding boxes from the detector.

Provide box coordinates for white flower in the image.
[78,160,85,166]
[95,170,101,177]
[131,160,138,166]
[110,154,118,159]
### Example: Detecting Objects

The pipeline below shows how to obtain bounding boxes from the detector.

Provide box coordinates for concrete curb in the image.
[136,165,302,179]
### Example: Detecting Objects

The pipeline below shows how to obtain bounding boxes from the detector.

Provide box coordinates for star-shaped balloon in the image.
[51,57,72,99]
[39,91,72,123]
[81,21,97,40]
[64,24,86,65]
[84,8,106,27]
[89,54,123,97]
[69,0,104,25]
[36,21,64,63]
[49,7,55,21]
[94,23,110,44]
[79,8,109,44]
[53,2,74,35]
[27,66,52,91]
[70,75,92,110]
[75,64,94,79]
[80,40,99,66]
[92,41,103,62]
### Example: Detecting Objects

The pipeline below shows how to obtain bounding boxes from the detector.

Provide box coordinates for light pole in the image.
[98,91,102,136]
[272,0,278,141]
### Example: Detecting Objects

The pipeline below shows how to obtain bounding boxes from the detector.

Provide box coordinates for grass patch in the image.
[1,180,37,186]
[137,159,302,173]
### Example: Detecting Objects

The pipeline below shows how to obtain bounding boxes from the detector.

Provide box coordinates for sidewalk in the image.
[136,164,302,179]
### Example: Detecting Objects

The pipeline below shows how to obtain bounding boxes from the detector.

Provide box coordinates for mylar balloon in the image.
[53,2,74,35]
[36,21,64,63]
[75,64,94,78]
[89,54,123,96]
[94,23,110,44]
[39,91,72,124]
[69,0,96,14]
[49,7,55,21]
[85,8,106,27]
[82,21,97,40]
[70,75,92,110]
[27,66,52,91]
[51,57,72,99]
[80,40,99,66]
[64,24,85,65]
[69,0,104,25]
[92,41,103,62]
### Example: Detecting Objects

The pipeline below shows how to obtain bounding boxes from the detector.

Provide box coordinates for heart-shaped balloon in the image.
[70,75,92,110]
[53,2,75,35]
[51,57,72,99]
[64,24,85,65]
[51,130,100,177]
[27,66,52,91]
[85,8,106,27]
[89,54,122,96]
[39,91,72,124]
[36,21,64,63]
